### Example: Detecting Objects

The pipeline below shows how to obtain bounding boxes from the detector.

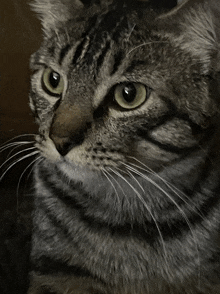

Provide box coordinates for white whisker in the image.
[124,162,193,222]
[0,141,34,153]
[5,142,35,159]
[21,157,45,202]
[122,161,201,274]
[107,167,168,259]
[127,157,204,219]
[16,155,42,202]
[0,134,35,148]
[124,169,145,194]
[0,151,40,182]
[64,27,70,44]
[26,157,44,183]
[126,41,168,56]
[106,167,129,199]
[102,168,120,204]
[0,147,37,170]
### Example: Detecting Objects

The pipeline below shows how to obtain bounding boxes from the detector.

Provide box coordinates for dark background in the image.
[1,1,42,213]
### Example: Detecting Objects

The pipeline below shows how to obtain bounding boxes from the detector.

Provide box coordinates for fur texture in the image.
[27,0,220,293]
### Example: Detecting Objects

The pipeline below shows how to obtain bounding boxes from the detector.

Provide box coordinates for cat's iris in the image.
[114,83,147,110]
[42,68,64,96]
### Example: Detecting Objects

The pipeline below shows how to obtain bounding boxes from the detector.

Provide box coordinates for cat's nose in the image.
[50,132,84,156]
[50,135,72,156]
[49,102,92,156]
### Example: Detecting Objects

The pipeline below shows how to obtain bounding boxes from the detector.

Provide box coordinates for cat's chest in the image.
[33,206,159,284]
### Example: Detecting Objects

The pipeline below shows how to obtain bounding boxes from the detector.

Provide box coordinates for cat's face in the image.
[30,0,220,182]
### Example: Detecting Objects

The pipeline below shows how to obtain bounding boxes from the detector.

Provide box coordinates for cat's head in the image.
[29,0,220,176]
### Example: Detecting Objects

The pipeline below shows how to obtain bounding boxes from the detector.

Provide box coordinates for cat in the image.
[26,0,220,293]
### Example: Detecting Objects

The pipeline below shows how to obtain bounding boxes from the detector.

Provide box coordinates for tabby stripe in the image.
[37,176,220,247]
[125,60,149,73]
[111,16,127,43]
[38,181,218,246]
[145,134,199,154]
[34,191,110,273]
[59,44,71,65]
[96,41,111,73]
[146,120,214,154]
[95,16,126,74]
[84,12,125,68]
[71,15,103,65]
[37,159,220,243]
[48,45,56,57]
[32,255,101,281]
[111,50,124,76]
[39,178,85,213]
[72,37,90,65]
[37,174,186,245]
[160,189,220,241]
[37,167,156,243]
[159,94,211,137]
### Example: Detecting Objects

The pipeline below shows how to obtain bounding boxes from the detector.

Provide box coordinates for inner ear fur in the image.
[157,0,220,73]
[30,0,84,34]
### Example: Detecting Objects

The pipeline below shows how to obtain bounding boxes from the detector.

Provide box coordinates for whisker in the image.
[123,168,145,194]
[107,167,168,259]
[102,168,120,204]
[124,162,194,221]
[129,160,190,198]
[127,157,204,218]
[26,157,44,183]
[0,151,40,182]
[0,147,37,170]
[64,27,70,44]
[104,167,130,203]
[126,41,168,56]
[22,157,45,201]
[122,162,201,273]
[16,156,42,200]
[0,141,34,153]
[0,134,35,148]
[5,142,35,159]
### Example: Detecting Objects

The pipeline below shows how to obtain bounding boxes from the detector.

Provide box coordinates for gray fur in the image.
[28,0,220,293]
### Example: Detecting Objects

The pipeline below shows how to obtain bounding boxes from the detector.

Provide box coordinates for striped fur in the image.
[28,0,220,293]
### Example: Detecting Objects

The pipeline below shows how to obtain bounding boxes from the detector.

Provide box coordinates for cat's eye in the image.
[114,83,148,109]
[42,68,64,96]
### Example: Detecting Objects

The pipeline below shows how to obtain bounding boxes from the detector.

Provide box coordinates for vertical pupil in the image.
[49,71,60,88]
[122,83,136,102]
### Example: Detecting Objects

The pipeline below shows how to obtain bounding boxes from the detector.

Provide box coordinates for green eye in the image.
[42,68,64,96]
[114,83,148,109]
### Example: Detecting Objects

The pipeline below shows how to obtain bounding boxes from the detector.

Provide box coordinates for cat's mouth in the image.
[35,134,125,171]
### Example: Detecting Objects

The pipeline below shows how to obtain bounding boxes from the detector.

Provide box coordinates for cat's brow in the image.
[72,37,90,65]
[93,84,110,109]
[59,44,71,65]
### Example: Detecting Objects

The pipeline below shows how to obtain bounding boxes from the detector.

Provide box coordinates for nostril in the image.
[50,134,71,156]
[50,132,85,156]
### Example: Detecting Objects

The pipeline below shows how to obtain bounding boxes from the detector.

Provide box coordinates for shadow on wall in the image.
[0,1,42,212]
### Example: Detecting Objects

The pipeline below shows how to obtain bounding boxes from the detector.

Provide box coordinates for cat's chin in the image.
[57,159,102,184]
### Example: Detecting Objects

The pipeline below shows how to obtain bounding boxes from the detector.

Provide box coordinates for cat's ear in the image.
[30,0,84,33]
[158,0,220,74]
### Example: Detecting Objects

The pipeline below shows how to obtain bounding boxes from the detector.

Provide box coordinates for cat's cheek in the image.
[57,160,105,191]
[133,140,180,170]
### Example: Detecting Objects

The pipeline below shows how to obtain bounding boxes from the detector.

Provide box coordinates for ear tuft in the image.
[30,0,84,33]
[180,4,218,71]
[159,0,220,74]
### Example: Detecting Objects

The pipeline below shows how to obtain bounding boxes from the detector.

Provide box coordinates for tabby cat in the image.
[27,0,220,293]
